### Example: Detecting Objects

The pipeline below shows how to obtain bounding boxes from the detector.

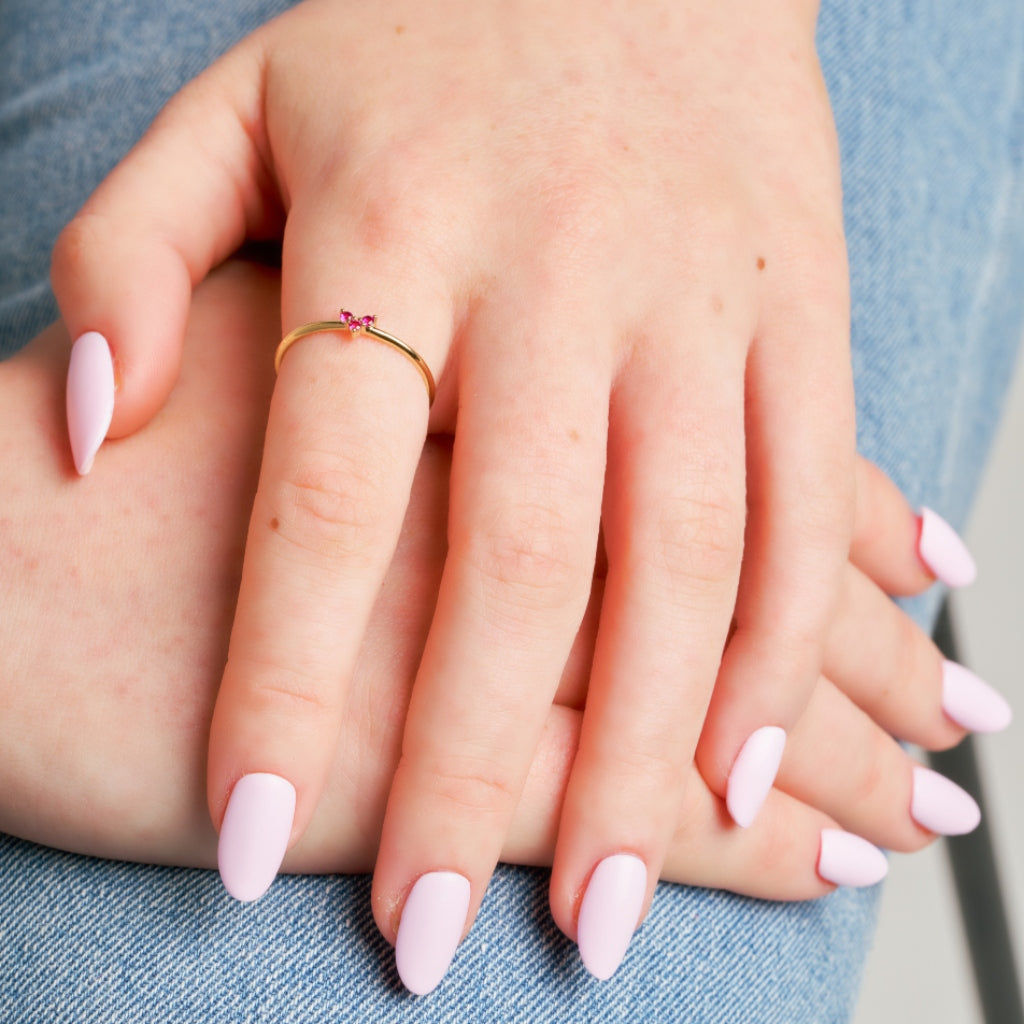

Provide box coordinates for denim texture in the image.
[0,0,1022,1020]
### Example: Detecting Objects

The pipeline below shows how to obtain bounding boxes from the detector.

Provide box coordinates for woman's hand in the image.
[4,262,1004,983]
[46,0,989,987]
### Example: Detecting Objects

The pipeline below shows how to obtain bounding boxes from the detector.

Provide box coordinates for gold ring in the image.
[274,309,436,406]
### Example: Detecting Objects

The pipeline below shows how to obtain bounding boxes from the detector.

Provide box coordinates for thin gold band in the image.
[274,320,437,406]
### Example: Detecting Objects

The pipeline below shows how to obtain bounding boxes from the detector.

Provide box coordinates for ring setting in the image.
[274,307,436,406]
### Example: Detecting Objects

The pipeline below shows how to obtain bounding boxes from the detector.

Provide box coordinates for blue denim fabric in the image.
[1,0,1022,1020]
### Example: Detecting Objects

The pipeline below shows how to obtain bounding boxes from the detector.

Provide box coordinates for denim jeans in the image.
[1,0,1022,1020]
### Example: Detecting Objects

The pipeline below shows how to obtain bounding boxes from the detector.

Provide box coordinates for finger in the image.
[697,257,855,829]
[506,709,883,903]
[825,564,1011,742]
[207,192,453,902]
[371,293,611,994]
[52,35,280,472]
[781,677,981,849]
[850,457,976,594]
[550,322,747,978]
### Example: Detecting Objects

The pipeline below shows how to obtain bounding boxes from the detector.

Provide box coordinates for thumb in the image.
[51,35,279,473]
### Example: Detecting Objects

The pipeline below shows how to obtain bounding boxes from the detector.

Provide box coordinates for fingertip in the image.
[941,659,1012,734]
[576,853,648,980]
[66,331,115,474]
[910,766,981,836]
[54,213,192,441]
[850,458,938,595]
[817,830,888,888]
[725,726,787,829]
[217,772,297,902]
[918,507,977,588]
[394,872,472,995]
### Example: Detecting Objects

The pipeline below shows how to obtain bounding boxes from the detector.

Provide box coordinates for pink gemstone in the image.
[360,315,376,327]
[339,310,353,324]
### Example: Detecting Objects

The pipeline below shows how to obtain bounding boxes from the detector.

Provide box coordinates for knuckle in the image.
[796,482,856,554]
[613,746,681,792]
[52,212,107,282]
[872,615,948,744]
[465,502,586,605]
[417,752,518,819]
[848,731,892,810]
[233,658,341,720]
[270,454,392,565]
[652,490,742,586]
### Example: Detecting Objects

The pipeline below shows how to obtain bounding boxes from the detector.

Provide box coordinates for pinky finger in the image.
[660,767,886,900]
[510,710,885,910]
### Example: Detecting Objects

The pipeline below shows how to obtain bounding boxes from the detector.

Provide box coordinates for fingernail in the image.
[726,725,787,828]
[217,773,296,902]
[66,331,115,475]
[911,765,981,836]
[817,829,888,887]
[918,507,977,587]
[395,872,471,996]
[577,854,647,981]
[941,659,1012,733]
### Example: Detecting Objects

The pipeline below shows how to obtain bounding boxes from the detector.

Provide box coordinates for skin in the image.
[2,263,963,914]
[50,0,860,946]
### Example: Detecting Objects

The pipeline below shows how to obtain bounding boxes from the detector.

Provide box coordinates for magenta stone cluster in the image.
[339,309,376,332]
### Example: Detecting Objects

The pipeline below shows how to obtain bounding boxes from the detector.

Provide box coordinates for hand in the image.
[47,0,989,987]
[4,263,1002,969]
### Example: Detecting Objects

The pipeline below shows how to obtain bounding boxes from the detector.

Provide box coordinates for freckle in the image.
[757,257,766,271]
[569,429,581,443]
[711,295,724,314]
[270,517,280,532]
[395,24,405,34]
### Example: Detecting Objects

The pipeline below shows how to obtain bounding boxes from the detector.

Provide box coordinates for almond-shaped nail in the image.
[911,765,981,836]
[217,773,296,902]
[818,829,888,887]
[726,725,787,828]
[395,872,471,996]
[918,507,977,587]
[577,854,647,981]
[942,659,1012,733]
[66,331,115,475]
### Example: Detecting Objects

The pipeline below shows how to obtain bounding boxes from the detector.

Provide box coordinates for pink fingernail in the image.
[817,829,888,887]
[941,659,1012,733]
[911,765,981,836]
[726,726,787,828]
[66,331,115,475]
[577,854,647,981]
[217,773,296,902]
[395,872,471,996]
[918,507,977,587]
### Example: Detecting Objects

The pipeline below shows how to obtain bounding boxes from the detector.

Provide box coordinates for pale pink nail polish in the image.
[941,659,1012,733]
[726,726,787,828]
[66,331,115,475]
[817,830,888,888]
[395,872,471,996]
[577,854,647,981]
[217,773,296,902]
[918,507,977,587]
[911,765,981,836]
